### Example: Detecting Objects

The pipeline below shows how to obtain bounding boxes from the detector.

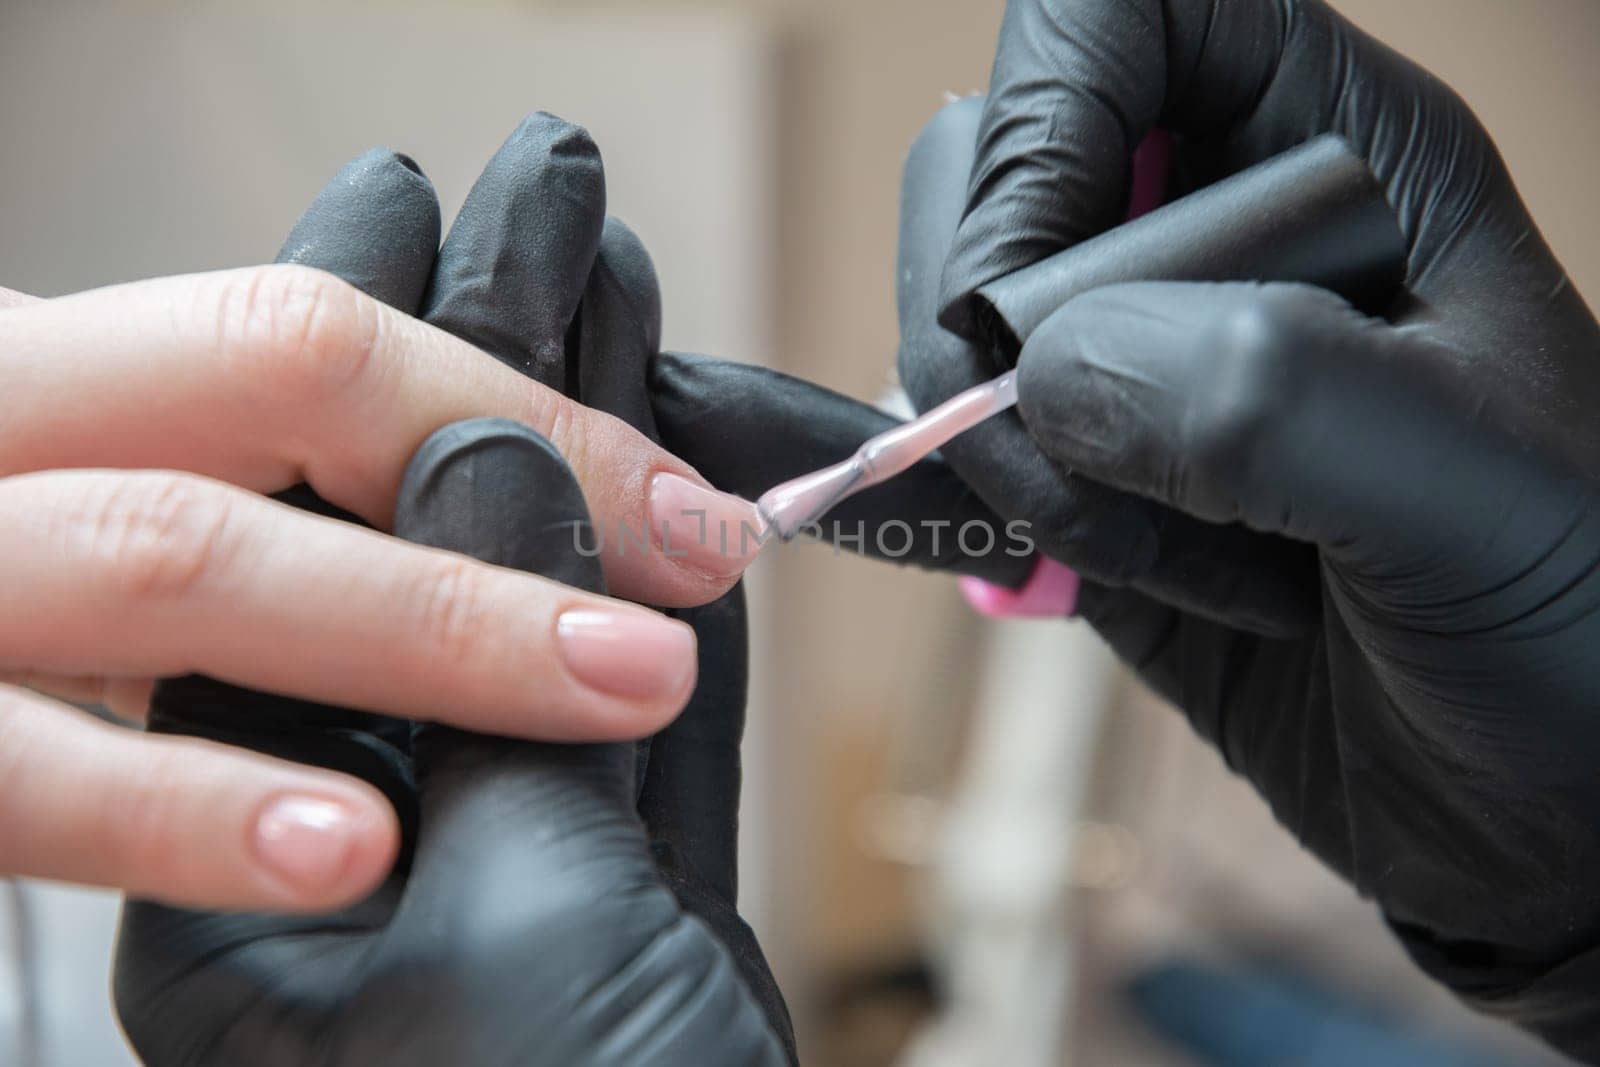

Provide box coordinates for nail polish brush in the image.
[756,370,1018,540]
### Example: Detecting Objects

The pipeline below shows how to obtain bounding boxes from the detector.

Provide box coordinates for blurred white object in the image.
[0,881,133,1067]
[902,617,1119,1067]
[0,880,35,1066]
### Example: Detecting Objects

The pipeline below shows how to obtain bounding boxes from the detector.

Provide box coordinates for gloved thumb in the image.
[1015,280,1586,596]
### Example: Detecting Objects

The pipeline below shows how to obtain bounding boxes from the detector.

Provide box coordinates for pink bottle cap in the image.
[960,556,1081,618]
[959,130,1170,620]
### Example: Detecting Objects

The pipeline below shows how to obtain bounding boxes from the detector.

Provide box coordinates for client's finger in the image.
[0,266,751,607]
[0,684,397,911]
[1,672,154,721]
[0,469,697,741]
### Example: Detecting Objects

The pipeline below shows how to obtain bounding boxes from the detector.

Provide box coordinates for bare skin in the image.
[0,266,754,912]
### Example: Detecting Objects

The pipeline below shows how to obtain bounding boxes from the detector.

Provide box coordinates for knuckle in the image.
[1185,293,1308,472]
[84,475,237,601]
[526,388,592,477]
[213,264,379,407]
[407,559,491,667]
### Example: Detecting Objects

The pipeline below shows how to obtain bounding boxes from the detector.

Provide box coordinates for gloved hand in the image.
[115,114,793,1066]
[915,1,1599,1059]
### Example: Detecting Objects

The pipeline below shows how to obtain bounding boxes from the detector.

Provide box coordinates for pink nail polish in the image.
[253,796,361,893]
[556,608,697,702]
[648,473,766,577]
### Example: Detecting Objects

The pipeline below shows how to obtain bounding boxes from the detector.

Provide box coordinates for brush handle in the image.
[756,372,1020,538]
[857,371,1018,484]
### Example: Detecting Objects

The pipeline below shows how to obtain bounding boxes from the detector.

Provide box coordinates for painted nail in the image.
[648,473,765,577]
[556,608,697,702]
[253,796,361,893]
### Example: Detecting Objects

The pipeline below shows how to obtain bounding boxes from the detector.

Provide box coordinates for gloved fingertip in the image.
[395,417,606,597]
[594,216,662,341]
[277,147,441,310]
[900,96,985,340]
[908,94,984,156]
[390,151,424,177]
[570,216,665,438]
[316,148,439,218]
[425,112,606,383]
[473,112,606,223]
[499,110,604,190]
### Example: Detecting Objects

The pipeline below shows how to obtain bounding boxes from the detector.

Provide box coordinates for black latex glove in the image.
[915,1,1599,1059]
[115,114,792,1066]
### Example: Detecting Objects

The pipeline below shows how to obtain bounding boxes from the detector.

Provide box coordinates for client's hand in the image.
[114,114,793,1065]
[0,113,756,913]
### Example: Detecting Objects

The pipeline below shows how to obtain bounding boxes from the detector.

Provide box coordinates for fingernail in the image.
[253,796,361,894]
[556,608,697,702]
[648,473,765,577]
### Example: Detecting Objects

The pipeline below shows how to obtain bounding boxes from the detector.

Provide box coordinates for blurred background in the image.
[1,1,1597,1063]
